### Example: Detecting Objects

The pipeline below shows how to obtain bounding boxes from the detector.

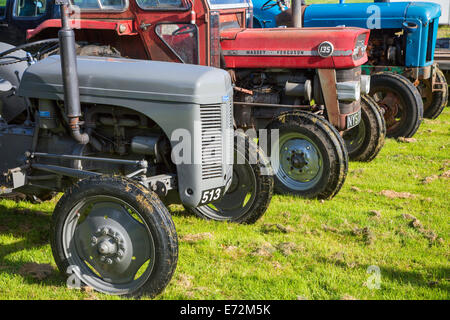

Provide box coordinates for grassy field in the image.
[0,0,449,301]
[1,110,449,300]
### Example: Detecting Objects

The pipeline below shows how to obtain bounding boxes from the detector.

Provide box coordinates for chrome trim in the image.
[336,81,360,102]
[222,49,353,57]
[360,75,370,95]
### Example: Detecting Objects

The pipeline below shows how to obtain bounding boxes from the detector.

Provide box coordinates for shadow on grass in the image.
[0,203,67,287]
[318,253,449,292]
[379,266,450,292]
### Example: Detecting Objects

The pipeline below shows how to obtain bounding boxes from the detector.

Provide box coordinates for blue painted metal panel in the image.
[252,0,442,67]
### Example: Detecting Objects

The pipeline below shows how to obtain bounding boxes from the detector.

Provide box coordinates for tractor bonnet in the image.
[18,55,232,105]
[304,2,441,30]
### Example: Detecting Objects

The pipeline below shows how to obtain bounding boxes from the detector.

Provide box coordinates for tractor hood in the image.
[303,2,441,30]
[220,27,369,69]
[18,55,232,105]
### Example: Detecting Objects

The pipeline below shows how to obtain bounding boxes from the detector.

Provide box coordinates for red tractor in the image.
[27,0,385,204]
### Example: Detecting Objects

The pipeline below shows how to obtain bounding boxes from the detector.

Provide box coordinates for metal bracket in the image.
[317,69,341,130]
[140,174,177,197]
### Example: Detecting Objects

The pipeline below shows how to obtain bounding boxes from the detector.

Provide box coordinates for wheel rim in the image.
[195,149,257,221]
[275,132,323,191]
[372,89,406,135]
[62,195,155,295]
[343,116,366,154]
[417,78,434,112]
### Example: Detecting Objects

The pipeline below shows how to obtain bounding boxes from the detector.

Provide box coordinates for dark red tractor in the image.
[27,0,385,206]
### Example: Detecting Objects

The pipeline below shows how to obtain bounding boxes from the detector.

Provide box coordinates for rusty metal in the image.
[233,86,254,95]
[317,68,342,130]
[372,90,403,135]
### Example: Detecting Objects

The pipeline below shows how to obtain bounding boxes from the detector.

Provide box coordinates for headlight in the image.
[336,81,361,102]
[352,34,367,60]
[360,75,370,95]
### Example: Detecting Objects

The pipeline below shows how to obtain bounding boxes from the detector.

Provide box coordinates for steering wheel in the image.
[0,39,60,65]
[172,24,195,36]
[261,0,279,11]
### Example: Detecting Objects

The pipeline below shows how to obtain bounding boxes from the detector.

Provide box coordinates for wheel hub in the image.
[289,151,308,169]
[90,227,126,264]
[280,138,321,182]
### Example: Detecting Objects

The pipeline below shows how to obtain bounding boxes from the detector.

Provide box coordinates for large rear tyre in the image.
[185,131,274,224]
[343,95,386,162]
[51,176,178,297]
[267,111,348,199]
[419,67,448,119]
[370,72,423,138]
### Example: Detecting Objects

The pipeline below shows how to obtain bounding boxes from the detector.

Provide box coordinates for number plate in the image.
[346,109,361,129]
[200,187,225,205]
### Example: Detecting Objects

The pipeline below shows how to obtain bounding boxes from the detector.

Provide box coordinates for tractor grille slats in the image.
[201,105,223,180]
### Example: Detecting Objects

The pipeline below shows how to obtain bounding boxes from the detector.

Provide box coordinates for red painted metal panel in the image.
[220,27,369,69]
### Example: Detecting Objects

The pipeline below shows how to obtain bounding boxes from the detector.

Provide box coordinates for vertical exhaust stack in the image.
[57,0,89,144]
[292,0,302,28]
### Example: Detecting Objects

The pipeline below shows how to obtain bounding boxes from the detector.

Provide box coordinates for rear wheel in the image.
[185,132,273,224]
[343,95,386,162]
[370,72,423,138]
[267,111,348,199]
[51,176,178,297]
[418,67,448,119]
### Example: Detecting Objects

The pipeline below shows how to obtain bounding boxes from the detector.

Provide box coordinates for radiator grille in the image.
[426,19,436,62]
[200,105,223,180]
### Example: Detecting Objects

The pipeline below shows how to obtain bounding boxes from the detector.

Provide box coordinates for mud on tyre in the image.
[51,176,178,297]
[267,111,348,199]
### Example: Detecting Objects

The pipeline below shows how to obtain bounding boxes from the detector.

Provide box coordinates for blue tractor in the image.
[252,0,449,139]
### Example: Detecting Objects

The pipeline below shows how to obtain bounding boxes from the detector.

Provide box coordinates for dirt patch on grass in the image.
[397,137,417,143]
[261,223,295,234]
[352,227,375,245]
[276,242,301,256]
[18,263,55,280]
[401,214,443,245]
[180,232,214,243]
[379,190,417,199]
[251,242,276,257]
[369,210,382,219]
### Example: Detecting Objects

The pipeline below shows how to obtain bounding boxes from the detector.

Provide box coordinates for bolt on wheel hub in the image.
[90,227,127,264]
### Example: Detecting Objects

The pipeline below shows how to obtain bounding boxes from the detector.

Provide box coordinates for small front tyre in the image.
[51,176,178,297]
[343,95,386,162]
[267,111,348,199]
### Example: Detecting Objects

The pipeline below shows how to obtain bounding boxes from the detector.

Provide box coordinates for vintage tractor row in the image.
[0,0,385,298]
[253,0,449,138]
[21,0,386,199]
[0,0,278,296]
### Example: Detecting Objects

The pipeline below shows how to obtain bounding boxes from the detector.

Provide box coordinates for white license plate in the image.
[347,109,361,129]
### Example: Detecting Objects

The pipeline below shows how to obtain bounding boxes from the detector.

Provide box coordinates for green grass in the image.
[1,106,449,300]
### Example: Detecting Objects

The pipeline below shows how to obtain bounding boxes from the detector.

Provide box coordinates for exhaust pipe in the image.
[57,0,89,144]
[292,0,302,28]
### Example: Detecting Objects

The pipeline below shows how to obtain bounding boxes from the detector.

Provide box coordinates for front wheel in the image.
[185,132,274,224]
[370,72,423,138]
[267,111,348,199]
[343,95,386,162]
[51,176,178,297]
